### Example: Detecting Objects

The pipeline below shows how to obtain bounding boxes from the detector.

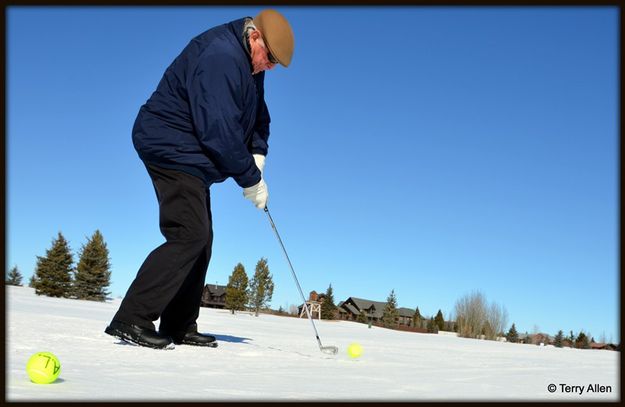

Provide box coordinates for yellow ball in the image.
[347,342,363,358]
[26,352,61,384]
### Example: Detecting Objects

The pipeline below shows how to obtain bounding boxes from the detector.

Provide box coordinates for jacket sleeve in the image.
[187,52,261,188]
[249,72,271,156]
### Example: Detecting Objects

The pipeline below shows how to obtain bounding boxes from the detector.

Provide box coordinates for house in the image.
[590,342,619,351]
[517,333,553,345]
[336,297,415,327]
[397,307,416,326]
[200,284,227,309]
[531,333,553,346]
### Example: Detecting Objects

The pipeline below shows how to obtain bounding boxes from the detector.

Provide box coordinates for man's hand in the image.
[243,178,268,209]
[253,154,266,174]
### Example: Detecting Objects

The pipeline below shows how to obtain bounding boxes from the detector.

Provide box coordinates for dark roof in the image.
[348,297,385,319]
[204,284,226,296]
[342,297,415,319]
[343,302,361,315]
[397,307,416,318]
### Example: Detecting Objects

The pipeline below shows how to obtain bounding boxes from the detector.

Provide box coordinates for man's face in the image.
[250,31,277,74]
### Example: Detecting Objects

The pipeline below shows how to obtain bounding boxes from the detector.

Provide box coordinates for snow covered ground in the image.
[5,286,620,401]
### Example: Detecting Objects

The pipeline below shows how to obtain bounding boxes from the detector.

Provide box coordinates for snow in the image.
[6,286,619,401]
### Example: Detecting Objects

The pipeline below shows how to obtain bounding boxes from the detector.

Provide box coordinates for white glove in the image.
[253,154,266,175]
[243,178,268,209]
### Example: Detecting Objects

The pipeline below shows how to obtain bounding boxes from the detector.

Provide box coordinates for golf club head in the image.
[321,346,339,355]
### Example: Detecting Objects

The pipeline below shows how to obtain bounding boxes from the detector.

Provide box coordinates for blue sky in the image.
[7,6,619,342]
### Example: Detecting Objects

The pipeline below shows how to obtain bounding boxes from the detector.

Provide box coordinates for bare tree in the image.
[599,331,607,344]
[289,304,299,316]
[485,302,508,340]
[454,290,487,338]
[455,290,509,341]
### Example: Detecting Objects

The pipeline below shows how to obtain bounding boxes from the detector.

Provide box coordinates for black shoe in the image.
[161,324,218,347]
[178,331,218,347]
[105,319,174,350]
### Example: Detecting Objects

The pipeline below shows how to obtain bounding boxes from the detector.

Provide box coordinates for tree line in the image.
[6,231,111,301]
[8,236,604,347]
[504,323,595,349]
[272,285,603,348]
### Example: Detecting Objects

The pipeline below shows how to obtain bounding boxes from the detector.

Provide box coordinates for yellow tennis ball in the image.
[26,352,61,384]
[347,342,363,358]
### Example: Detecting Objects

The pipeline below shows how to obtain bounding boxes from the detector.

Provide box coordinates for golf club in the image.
[264,206,339,356]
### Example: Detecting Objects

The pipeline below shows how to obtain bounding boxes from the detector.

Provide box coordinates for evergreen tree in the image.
[28,274,38,288]
[434,309,445,332]
[554,330,564,348]
[248,258,274,317]
[413,307,423,328]
[320,284,338,320]
[33,232,74,298]
[73,230,111,301]
[381,289,399,328]
[225,263,249,314]
[426,316,438,333]
[6,265,23,286]
[575,331,590,349]
[569,330,575,343]
[506,323,519,343]
[356,311,368,324]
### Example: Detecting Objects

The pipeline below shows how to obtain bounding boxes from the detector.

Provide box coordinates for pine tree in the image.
[413,307,423,328]
[320,284,337,320]
[554,330,564,348]
[28,274,38,288]
[73,230,111,301]
[569,330,575,343]
[6,265,23,286]
[381,289,399,328]
[248,258,274,317]
[426,316,438,333]
[33,232,74,298]
[356,311,368,324]
[434,309,445,332]
[225,263,249,314]
[506,323,519,343]
[575,331,590,349]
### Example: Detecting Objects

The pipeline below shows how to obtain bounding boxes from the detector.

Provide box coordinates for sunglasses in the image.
[267,49,278,65]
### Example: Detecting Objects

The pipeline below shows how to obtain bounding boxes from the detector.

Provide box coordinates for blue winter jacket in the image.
[132,18,270,188]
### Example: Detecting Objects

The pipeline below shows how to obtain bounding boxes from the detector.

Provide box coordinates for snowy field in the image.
[5,286,620,401]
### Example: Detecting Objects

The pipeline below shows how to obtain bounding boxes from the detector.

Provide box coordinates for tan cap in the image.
[253,9,295,67]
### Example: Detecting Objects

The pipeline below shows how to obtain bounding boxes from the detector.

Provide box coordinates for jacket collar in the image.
[227,17,253,70]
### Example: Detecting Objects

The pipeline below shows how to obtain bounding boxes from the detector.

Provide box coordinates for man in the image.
[105,9,295,349]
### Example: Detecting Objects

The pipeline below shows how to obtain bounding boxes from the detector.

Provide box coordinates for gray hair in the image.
[242,18,257,54]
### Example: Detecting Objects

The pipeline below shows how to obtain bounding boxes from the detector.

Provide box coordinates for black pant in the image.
[114,164,213,333]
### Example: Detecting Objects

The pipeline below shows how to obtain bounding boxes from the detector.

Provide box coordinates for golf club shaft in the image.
[264,207,325,350]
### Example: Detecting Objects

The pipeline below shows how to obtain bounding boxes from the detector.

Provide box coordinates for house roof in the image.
[342,302,361,315]
[397,307,416,318]
[342,297,415,319]
[348,297,385,318]
[204,284,226,296]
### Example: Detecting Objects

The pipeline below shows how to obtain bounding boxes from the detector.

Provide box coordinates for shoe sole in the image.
[178,340,218,348]
[105,326,175,350]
